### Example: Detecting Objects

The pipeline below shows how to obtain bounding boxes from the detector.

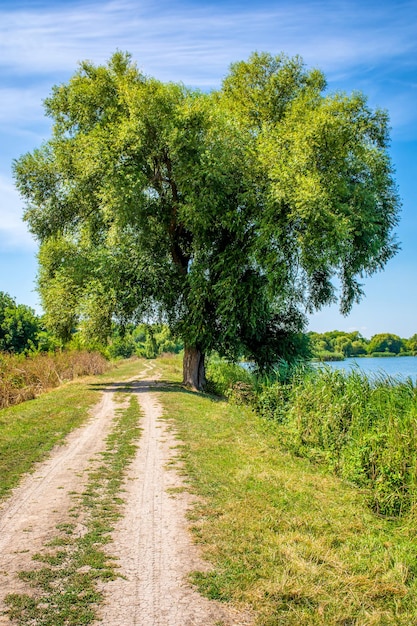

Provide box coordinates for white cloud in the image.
[0,0,416,86]
[0,174,36,250]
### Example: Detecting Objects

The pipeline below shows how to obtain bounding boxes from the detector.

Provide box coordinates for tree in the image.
[0,291,41,353]
[368,333,404,355]
[406,334,417,355]
[13,52,400,389]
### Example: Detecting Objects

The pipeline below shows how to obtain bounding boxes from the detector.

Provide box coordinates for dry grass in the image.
[0,350,109,409]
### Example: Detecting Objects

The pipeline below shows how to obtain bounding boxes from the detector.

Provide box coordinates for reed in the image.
[260,367,417,516]
[206,360,417,517]
[0,350,109,409]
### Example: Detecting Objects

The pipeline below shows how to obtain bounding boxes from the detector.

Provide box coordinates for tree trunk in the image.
[182,346,206,391]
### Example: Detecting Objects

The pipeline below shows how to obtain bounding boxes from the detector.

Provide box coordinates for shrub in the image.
[206,358,254,397]
[272,368,417,516]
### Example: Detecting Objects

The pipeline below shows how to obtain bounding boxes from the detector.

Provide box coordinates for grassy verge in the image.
[255,367,417,517]
[0,357,146,501]
[156,361,417,625]
[5,390,142,625]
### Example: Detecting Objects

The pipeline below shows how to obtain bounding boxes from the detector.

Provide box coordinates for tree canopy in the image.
[0,291,41,353]
[13,51,400,388]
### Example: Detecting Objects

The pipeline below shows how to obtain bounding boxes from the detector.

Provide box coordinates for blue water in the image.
[320,356,417,381]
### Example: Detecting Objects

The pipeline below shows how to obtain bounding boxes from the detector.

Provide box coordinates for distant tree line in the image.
[2,291,415,363]
[0,291,48,353]
[309,330,417,361]
[0,291,182,358]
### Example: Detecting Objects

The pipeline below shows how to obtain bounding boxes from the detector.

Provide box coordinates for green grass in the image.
[262,367,417,517]
[0,384,98,500]
[4,353,417,624]
[156,364,417,625]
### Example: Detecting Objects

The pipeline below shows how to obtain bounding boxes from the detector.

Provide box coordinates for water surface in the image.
[322,356,417,381]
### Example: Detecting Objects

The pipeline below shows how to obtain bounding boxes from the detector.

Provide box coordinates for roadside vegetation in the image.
[157,355,417,625]
[0,351,108,409]
[0,289,182,409]
[2,354,417,624]
[208,357,417,517]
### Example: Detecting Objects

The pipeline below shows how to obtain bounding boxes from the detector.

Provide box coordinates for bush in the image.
[268,368,417,516]
[206,356,417,517]
[315,351,345,361]
[107,336,137,359]
[206,358,254,398]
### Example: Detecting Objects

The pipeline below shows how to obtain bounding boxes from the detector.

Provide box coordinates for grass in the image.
[0,356,146,501]
[5,390,143,625]
[155,358,417,625]
[3,353,417,623]
[258,367,417,517]
[0,350,109,409]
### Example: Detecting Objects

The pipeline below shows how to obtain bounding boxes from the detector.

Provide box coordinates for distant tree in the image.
[1,304,40,353]
[368,333,404,355]
[406,334,417,355]
[14,52,400,388]
[350,340,368,356]
[0,291,15,323]
[0,292,41,353]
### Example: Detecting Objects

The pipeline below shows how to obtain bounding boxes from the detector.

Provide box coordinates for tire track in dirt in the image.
[0,389,118,624]
[95,381,251,626]
[0,362,251,625]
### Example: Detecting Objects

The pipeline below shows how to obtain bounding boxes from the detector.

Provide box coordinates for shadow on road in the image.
[88,379,218,401]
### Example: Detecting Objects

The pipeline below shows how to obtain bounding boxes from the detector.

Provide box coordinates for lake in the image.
[321,356,417,381]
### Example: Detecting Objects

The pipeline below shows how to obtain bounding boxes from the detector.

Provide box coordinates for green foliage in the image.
[406,334,417,355]
[160,365,417,625]
[107,323,183,359]
[309,329,370,360]
[368,332,405,355]
[13,51,400,379]
[309,330,414,359]
[260,367,417,516]
[206,354,417,517]
[205,357,254,397]
[0,291,43,353]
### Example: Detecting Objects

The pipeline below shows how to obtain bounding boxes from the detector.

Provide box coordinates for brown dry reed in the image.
[0,351,109,409]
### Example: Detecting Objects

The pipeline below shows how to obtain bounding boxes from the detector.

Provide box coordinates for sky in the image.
[0,0,416,339]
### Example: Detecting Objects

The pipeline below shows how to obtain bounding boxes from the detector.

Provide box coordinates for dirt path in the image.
[0,388,117,622]
[0,368,251,625]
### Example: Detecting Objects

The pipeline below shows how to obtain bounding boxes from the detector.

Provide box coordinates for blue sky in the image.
[0,0,416,338]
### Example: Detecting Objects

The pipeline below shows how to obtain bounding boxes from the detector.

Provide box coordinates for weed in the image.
[0,350,109,409]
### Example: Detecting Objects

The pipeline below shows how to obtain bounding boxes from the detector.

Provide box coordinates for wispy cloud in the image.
[0,0,416,85]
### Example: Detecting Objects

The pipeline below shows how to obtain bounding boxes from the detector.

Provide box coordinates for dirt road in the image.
[0,367,250,625]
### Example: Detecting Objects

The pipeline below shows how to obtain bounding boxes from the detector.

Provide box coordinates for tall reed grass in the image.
[258,367,417,516]
[207,359,417,517]
[0,351,109,409]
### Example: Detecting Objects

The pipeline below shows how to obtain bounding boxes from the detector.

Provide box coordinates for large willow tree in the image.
[14,52,400,389]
